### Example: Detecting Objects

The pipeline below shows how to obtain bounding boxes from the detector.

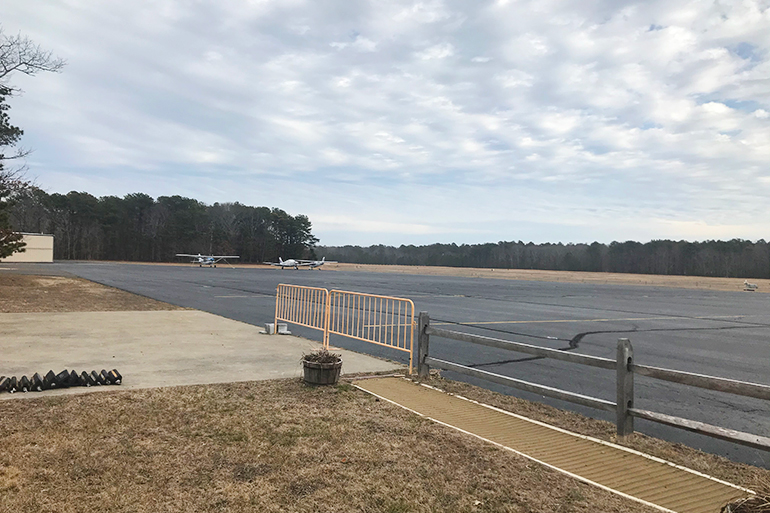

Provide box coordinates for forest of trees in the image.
[8,188,770,279]
[319,239,770,279]
[10,189,318,262]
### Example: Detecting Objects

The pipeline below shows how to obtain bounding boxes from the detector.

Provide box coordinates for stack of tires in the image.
[0,369,122,394]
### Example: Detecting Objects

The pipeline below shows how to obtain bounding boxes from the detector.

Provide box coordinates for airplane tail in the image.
[321,257,325,262]
[279,257,283,264]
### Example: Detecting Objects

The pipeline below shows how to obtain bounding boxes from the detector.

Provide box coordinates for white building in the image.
[1,233,54,263]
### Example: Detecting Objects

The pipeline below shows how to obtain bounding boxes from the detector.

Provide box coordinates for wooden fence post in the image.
[417,312,430,378]
[616,338,634,439]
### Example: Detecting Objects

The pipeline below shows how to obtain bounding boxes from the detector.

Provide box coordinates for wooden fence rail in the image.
[417,312,770,452]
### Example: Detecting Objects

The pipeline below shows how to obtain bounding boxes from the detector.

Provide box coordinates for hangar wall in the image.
[1,233,54,263]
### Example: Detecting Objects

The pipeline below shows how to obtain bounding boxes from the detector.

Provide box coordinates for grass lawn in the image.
[0,378,664,513]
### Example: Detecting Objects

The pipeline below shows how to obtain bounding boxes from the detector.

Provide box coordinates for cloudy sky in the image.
[3,1,769,246]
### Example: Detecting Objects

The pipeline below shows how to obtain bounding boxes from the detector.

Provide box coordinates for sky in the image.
[2,0,770,247]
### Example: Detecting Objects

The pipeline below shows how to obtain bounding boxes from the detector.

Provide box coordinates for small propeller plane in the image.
[265,257,301,270]
[265,257,334,270]
[176,253,240,268]
[300,257,326,271]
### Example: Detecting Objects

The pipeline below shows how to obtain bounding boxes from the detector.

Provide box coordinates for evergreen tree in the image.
[0,29,65,257]
[0,86,25,257]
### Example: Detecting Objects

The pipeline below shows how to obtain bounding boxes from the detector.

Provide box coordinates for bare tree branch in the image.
[0,30,66,82]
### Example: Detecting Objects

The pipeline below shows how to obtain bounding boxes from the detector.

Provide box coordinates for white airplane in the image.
[265,257,301,270]
[265,257,334,270]
[304,257,331,269]
[176,253,239,268]
[744,280,758,291]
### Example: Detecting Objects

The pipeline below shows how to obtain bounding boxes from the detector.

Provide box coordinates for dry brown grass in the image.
[324,263,769,293]
[0,379,659,513]
[417,375,770,490]
[0,274,181,313]
[30,260,769,293]
[721,477,770,512]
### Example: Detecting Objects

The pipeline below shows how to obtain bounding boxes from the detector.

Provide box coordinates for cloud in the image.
[2,0,770,246]
[415,42,454,60]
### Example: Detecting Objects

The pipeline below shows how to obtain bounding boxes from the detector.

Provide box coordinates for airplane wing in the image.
[176,254,239,259]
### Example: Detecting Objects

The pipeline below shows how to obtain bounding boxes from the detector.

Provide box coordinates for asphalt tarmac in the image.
[26,262,770,467]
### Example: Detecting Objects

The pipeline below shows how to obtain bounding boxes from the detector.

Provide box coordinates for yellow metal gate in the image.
[275,284,330,346]
[274,284,415,373]
[328,290,414,373]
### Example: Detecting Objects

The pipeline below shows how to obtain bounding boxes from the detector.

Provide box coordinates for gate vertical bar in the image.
[616,338,634,439]
[418,312,430,378]
[274,285,280,329]
[409,307,414,373]
[323,289,330,349]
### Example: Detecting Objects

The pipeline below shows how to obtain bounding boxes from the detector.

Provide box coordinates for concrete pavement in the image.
[0,310,404,399]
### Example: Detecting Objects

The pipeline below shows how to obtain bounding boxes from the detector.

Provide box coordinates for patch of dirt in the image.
[0,274,182,313]
[0,379,658,513]
[414,375,770,491]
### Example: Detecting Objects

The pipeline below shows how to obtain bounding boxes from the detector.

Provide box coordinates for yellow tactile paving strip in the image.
[354,378,749,513]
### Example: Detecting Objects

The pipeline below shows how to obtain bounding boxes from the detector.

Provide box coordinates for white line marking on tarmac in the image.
[433,314,748,326]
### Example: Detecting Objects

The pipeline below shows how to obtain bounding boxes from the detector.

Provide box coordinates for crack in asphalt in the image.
[197,282,279,297]
[461,323,768,369]
[433,318,572,343]
[435,292,770,329]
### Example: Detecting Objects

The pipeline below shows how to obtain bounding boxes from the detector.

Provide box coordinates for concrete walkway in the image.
[355,377,750,513]
[1,310,403,399]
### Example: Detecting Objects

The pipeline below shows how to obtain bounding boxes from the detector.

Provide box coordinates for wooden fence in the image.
[416,312,770,451]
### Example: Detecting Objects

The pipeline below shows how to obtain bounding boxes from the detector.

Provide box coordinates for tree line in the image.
[10,188,769,279]
[319,239,770,279]
[10,189,318,263]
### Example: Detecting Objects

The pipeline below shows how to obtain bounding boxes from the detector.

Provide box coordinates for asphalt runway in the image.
[28,262,770,468]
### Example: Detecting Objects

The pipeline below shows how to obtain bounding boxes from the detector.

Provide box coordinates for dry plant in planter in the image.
[301,349,342,385]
